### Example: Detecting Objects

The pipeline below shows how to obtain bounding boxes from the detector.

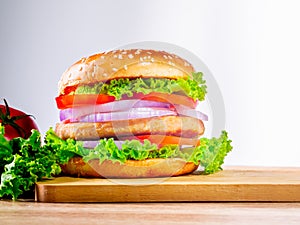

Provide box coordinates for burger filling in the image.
[45,71,232,174]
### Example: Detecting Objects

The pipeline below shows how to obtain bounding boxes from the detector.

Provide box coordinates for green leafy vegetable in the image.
[44,128,183,163]
[0,126,232,200]
[44,128,232,175]
[0,125,60,200]
[197,131,233,174]
[0,125,13,173]
[75,72,207,101]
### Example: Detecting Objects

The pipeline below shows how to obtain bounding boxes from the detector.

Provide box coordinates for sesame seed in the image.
[140,57,144,61]
[147,55,151,59]
[168,55,173,60]
[143,56,147,60]
[113,54,118,58]
[147,51,152,55]
[150,58,155,63]
[163,55,168,59]
[118,54,123,59]
[124,65,128,70]
[112,68,118,72]
[100,55,105,59]
[128,54,134,59]
[140,62,151,66]
[122,51,127,54]
[184,62,190,67]
[168,61,175,66]
[103,73,108,77]
[135,49,141,55]
[112,50,117,54]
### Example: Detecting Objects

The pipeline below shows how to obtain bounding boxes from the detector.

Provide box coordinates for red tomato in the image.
[0,99,39,140]
[119,135,200,147]
[56,92,196,110]
[55,94,116,109]
[127,93,197,109]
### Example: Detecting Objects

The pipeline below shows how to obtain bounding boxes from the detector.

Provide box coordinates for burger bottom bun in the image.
[60,157,199,178]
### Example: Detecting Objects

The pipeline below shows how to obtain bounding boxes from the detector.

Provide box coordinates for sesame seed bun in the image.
[55,49,202,178]
[58,49,195,95]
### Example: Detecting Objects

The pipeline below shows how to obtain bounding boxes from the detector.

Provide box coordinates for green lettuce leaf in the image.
[0,125,13,175]
[0,125,61,200]
[0,124,232,200]
[44,128,232,175]
[44,128,185,163]
[75,72,207,101]
[197,131,233,174]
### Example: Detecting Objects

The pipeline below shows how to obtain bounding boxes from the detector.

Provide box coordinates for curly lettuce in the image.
[75,72,207,101]
[0,125,60,200]
[0,124,232,200]
[196,131,233,174]
[44,128,232,175]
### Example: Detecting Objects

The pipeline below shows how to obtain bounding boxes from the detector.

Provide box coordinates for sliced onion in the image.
[82,140,124,149]
[82,140,100,149]
[81,139,197,150]
[72,108,177,122]
[175,104,208,121]
[60,99,207,123]
[60,100,172,121]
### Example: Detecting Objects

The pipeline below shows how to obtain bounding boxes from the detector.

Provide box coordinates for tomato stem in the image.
[0,99,36,138]
[3,98,11,117]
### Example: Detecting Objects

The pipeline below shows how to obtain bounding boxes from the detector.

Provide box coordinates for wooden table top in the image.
[35,166,300,202]
[2,166,300,224]
[1,200,300,225]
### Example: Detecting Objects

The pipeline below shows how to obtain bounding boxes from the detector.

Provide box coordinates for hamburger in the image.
[45,49,232,178]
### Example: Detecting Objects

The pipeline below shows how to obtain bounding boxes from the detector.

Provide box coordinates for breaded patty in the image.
[55,116,204,140]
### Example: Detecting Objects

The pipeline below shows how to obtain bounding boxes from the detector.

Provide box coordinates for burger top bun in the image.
[58,49,195,95]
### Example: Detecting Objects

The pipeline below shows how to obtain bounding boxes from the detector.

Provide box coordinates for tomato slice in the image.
[56,92,196,109]
[127,92,197,108]
[56,94,116,109]
[120,135,200,147]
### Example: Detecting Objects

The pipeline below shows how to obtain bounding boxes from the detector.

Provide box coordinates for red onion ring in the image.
[60,100,172,121]
[71,108,177,122]
[82,140,124,149]
[60,100,208,123]
[175,104,208,121]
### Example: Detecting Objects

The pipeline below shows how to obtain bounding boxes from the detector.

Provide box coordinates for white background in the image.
[1,0,300,167]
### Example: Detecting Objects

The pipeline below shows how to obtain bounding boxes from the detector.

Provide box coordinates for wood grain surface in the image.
[1,200,300,225]
[35,166,300,202]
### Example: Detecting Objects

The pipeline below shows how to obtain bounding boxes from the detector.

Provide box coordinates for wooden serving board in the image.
[35,166,300,202]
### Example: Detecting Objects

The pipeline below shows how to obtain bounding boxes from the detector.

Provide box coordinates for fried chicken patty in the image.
[55,116,204,140]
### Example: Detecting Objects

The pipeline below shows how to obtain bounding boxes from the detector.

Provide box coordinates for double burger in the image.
[46,49,231,178]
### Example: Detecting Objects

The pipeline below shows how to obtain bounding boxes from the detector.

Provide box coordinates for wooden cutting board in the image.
[35,166,300,202]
